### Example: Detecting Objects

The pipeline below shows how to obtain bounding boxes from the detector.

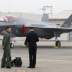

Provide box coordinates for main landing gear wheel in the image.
[55,40,61,48]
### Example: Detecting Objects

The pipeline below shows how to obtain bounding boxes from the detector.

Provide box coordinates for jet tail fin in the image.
[41,14,48,22]
[62,14,72,27]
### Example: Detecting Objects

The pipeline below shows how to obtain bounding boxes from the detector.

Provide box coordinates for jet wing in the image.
[27,26,72,39]
[44,27,72,33]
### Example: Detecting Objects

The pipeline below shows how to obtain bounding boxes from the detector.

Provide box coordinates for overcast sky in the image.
[0,0,72,14]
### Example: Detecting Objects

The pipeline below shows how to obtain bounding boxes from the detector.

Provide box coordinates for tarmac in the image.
[0,38,72,72]
[0,47,72,72]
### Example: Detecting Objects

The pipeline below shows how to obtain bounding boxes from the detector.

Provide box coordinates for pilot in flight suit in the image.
[1,26,12,68]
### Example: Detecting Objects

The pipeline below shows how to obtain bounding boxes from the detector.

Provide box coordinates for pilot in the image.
[25,28,39,68]
[1,26,12,68]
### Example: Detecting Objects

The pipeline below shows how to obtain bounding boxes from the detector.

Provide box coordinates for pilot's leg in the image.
[6,49,11,68]
[32,46,37,68]
[1,50,7,68]
[29,48,33,67]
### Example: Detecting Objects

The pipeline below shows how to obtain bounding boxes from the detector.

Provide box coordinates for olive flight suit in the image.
[1,31,11,68]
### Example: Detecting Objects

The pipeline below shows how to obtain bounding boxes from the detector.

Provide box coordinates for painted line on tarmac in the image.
[38,59,72,64]
[0,69,26,72]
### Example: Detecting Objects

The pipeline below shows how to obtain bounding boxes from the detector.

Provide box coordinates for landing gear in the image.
[55,40,61,48]
[54,31,61,48]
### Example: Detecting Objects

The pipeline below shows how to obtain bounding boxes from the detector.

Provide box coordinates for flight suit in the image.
[25,31,39,68]
[1,31,11,68]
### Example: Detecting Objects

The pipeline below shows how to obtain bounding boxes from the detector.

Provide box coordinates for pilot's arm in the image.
[2,34,8,48]
[34,33,39,42]
[24,34,29,46]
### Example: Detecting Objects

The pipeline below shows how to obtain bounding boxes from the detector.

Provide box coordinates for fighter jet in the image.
[0,14,72,40]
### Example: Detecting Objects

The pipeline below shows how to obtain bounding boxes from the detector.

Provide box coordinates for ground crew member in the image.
[1,26,12,68]
[25,29,39,68]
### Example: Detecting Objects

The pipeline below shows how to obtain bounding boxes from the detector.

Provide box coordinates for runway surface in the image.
[0,47,72,72]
